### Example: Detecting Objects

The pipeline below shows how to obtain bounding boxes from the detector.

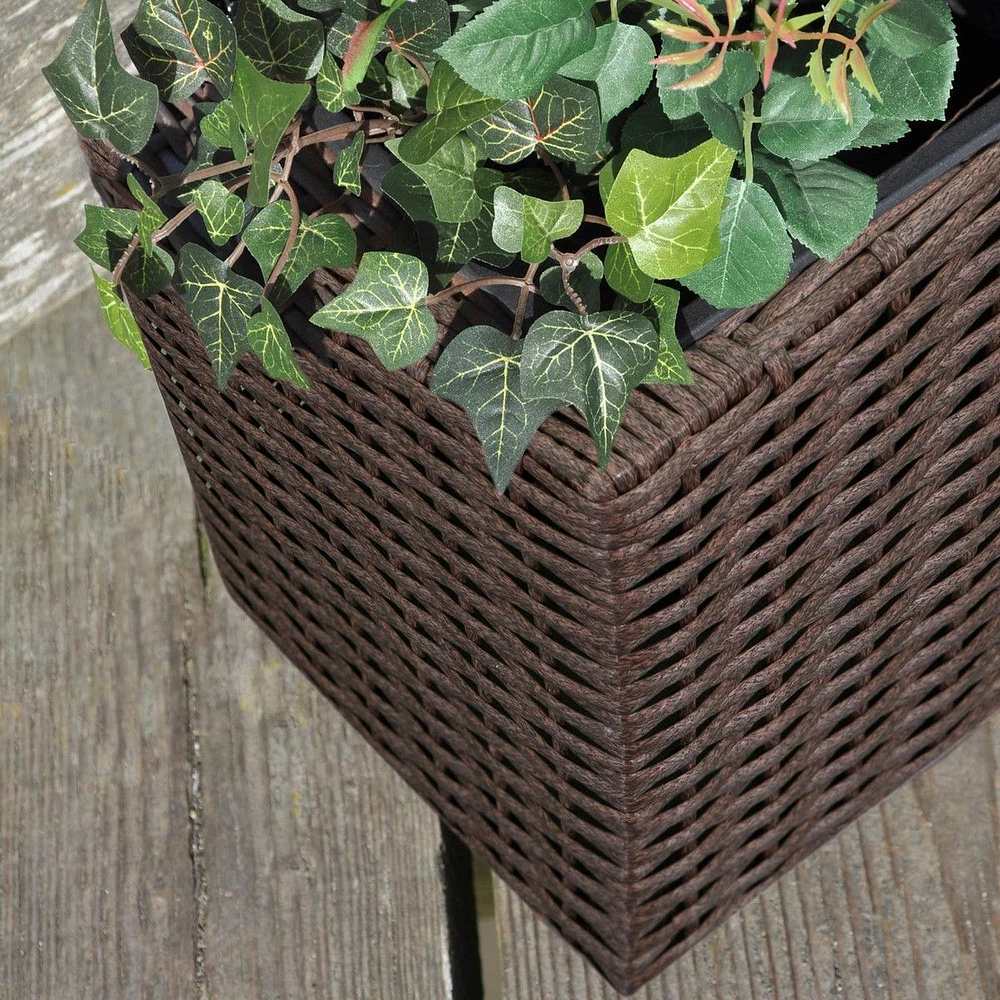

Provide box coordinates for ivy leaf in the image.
[643,284,690,385]
[604,242,652,304]
[92,269,151,370]
[178,245,262,388]
[520,310,658,467]
[397,61,506,164]
[757,154,877,261]
[386,51,428,108]
[604,140,736,280]
[317,50,356,112]
[437,0,596,101]
[75,206,139,270]
[122,0,237,101]
[538,253,604,314]
[432,326,560,491]
[866,41,957,122]
[242,201,358,302]
[388,134,483,223]
[121,245,175,299]
[181,180,246,245]
[559,22,656,121]
[387,0,451,63]
[42,0,158,155]
[334,130,366,196]
[310,252,437,369]
[759,74,872,160]
[492,187,584,264]
[342,0,409,93]
[200,101,248,162]
[126,175,167,254]
[230,52,311,206]
[234,0,325,80]
[679,179,792,309]
[468,75,601,165]
[247,298,310,388]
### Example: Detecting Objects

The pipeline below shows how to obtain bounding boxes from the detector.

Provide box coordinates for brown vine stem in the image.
[391,44,432,89]
[424,276,535,305]
[583,214,611,228]
[511,262,541,340]
[538,147,571,202]
[298,118,402,149]
[262,178,301,300]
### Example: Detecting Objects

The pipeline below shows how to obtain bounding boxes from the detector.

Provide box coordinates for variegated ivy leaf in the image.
[437,0,595,100]
[92,269,151,370]
[341,0,409,94]
[538,253,603,313]
[491,187,584,264]
[432,326,561,492]
[234,0,325,81]
[247,299,310,388]
[388,134,483,223]
[467,76,601,165]
[317,50,360,112]
[643,284,691,385]
[181,180,245,246]
[126,174,167,254]
[334,131,366,196]
[386,0,451,64]
[76,204,172,298]
[178,244,262,388]
[397,60,506,165]
[310,252,437,370]
[604,242,653,304]
[386,51,427,109]
[604,140,736,280]
[200,101,248,162]
[122,0,237,101]
[242,201,358,303]
[121,245,175,299]
[42,0,158,155]
[520,310,658,468]
[230,52,310,206]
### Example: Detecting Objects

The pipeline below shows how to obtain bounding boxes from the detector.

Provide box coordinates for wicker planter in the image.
[82,95,1000,992]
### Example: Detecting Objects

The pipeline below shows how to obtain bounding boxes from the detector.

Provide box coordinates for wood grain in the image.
[493,720,1000,999]
[0,292,198,1000]
[0,0,138,341]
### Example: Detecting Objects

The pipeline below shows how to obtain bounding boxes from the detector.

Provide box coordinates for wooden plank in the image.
[0,0,138,341]
[0,291,198,999]
[493,720,1000,999]
[191,549,462,999]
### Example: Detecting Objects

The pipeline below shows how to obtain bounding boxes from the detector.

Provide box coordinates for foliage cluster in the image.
[46,0,957,489]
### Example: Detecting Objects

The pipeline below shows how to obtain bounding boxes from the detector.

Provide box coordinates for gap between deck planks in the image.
[0,292,472,1000]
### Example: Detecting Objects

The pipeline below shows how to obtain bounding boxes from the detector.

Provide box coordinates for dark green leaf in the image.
[866,41,957,122]
[621,100,712,158]
[75,206,139,270]
[397,60,506,164]
[230,51,311,206]
[468,75,601,165]
[234,0,325,80]
[334,130,366,196]
[317,49,359,112]
[491,187,584,264]
[181,180,246,245]
[866,0,955,58]
[310,252,437,369]
[437,0,596,100]
[126,174,167,253]
[846,117,910,150]
[242,201,358,302]
[200,101,248,162]
[538,253,604,313]
[92,269,151,369]
[388,134,483,223]
[386,51,428,108]
[122,0,236,100]
[644,284,690,385]
[520,310,658,467]
[386,0,451,63]
[680,179,792,309]
[604,242,652,303]
[178,244,262,387]
[247,298,310,387]
[432,326,560,491]
[656,36,707,120]
[559,22,655,121]
[42,0,158,155]
[121,244,175,299]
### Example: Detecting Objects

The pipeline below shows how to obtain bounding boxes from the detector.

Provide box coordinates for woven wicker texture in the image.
[82,128,1000,992]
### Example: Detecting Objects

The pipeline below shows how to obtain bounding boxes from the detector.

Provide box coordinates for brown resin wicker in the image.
[81,117,1000,992]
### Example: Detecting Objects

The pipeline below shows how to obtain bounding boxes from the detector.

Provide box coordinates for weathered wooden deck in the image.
[4,4,1000,997]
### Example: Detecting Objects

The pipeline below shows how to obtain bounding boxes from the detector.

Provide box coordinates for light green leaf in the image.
[126,174,167,254]
[178,244,262,387]
[604,242,652,303]
[759,74,872,160]
[340,0,407,92]
[680,179,792,309]
[317,49,359,112]
[437,0,596,100]
[520,310,658,467]
[432,326,560,491]
[247,298,310,387]
[538,253,603,313]
[468,75,601,165]
[605,140,736,280]
[644,284,690,385]
[92,269,151,369]
[42,0,158,155]
[492,187,584,264]
[757,154,876,261]
[200,101,248,162]
[234,0,325,80]
[334,130,366,196]
[75,206,140,269]
[397,60,507,164]
[388,134,483,223]
[243,201,358,303]
[310,252,437,369]
[122,0,237,101]
[230,52,311,206]
[559,22,655,121]
[180,180,245,246]
[386,0,451,63]
[866,41,957,122]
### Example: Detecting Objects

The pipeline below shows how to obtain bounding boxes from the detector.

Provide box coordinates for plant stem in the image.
[511,263,541,339]
[742,91,755,185]
[583,214,612,228]
[298,118,402,149]
[610,0,619,21]
[574,234,627,258]
[538,147,571,202]
[263,179,301,300]
[425,276,535,305]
